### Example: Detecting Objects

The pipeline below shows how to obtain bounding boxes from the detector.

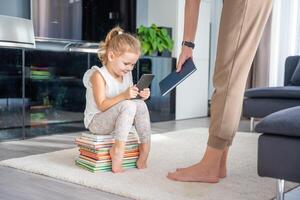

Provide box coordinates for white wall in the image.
[147,0,179,57]
[136,0,148,28]
[145,0,211,120]
[175,0,211,120]
[209,0,222,99]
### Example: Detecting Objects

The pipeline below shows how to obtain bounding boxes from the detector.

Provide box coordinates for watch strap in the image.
[182,41,195,49]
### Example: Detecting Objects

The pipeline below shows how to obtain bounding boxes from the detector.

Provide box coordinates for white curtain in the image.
[209,0,300,91]
[269,0,300,86]
[248,14,272,88]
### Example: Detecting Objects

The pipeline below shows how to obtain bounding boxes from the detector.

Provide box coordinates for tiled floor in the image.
[0,117,299,200]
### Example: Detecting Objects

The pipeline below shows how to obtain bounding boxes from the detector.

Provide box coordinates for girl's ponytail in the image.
[98,26,140,65]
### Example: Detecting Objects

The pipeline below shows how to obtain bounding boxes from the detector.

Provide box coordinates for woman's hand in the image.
[139,88,150,100]
[176,46,193,72]
[123,85,139,99]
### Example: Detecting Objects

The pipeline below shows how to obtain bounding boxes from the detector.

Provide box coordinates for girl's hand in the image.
[123,86,139,99]
[139,88,150,100]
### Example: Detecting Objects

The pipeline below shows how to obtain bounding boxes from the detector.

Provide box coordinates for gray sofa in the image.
[243,56,300,131]
[255,106,300,200]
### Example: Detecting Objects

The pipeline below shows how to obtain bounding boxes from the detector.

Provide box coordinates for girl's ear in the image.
[107,51,115,62]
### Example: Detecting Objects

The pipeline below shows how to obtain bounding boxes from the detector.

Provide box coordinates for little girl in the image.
[83,26,151,173]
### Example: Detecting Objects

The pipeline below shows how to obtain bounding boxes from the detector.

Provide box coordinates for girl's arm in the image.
[91,71,138,112]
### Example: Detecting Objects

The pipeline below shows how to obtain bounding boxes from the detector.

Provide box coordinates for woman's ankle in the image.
[199,146,224,170]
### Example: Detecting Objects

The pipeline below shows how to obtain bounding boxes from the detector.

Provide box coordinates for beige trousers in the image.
[208,0,273,149]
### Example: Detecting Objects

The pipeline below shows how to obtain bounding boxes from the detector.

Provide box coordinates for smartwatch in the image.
[182,41,195,49]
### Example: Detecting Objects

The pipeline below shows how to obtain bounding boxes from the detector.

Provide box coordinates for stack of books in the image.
[75,132,139,172]
[30,66,51,80]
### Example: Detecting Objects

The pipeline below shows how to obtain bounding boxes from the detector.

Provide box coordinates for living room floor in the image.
[0,118,299,200]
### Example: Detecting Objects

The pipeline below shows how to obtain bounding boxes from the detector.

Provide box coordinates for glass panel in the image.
[137,56,176,122]
[25,50,88,138]
[0,47,175,140]
[0,48,23,141]
[88,53,101,68]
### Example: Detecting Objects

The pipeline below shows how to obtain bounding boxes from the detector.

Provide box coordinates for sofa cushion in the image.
[258,134,300,183]
[291,61,300,85]
[244,86,300,99]
[255,106,300,137]
[243,98,300,118]
[284,56,300,86]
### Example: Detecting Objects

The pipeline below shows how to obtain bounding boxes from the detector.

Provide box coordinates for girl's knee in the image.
[119,100,137,113]
[134,99,148,111]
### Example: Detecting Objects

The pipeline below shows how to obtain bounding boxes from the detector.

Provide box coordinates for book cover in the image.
[75,160,137,172]
[159,58,197,96]
[79,149,139,160]
[81,132,137,142]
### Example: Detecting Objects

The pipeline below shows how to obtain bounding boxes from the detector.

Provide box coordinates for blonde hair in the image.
[98,26,141,65]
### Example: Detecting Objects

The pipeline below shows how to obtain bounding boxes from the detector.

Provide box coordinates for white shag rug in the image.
[0,128,297,200]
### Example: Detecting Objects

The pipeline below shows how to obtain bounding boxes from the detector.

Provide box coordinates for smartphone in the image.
[134,74,154,99]
[136,74,155,91]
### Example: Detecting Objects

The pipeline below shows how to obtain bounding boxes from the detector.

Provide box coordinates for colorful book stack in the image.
[75,132,139,172]
[30,66,51,80]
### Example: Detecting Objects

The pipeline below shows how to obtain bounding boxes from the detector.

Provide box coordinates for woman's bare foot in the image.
[167,146,223,183]
[168,162,220,183]
[110,141,125,173]
[175,147,229,179]
[136,143,150,169]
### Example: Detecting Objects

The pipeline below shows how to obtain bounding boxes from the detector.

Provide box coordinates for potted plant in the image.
[137,24,174,56]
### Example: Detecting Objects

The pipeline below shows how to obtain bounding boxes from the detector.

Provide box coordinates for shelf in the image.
[30,105,52,110]
[26,77,82,83]
[0,109,83,129]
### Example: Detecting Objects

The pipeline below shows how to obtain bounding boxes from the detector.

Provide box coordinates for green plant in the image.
[137,24,174,56]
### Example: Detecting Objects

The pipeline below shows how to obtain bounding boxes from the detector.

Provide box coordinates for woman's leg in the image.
[168,0,273,182]
[132,99,151,169]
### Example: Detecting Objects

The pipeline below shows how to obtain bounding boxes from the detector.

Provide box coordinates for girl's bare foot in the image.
[110,141,125,173]
[167,146,223,183]
[136,143,150,169]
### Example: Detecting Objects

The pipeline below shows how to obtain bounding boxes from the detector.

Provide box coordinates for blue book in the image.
[159,58,197,96]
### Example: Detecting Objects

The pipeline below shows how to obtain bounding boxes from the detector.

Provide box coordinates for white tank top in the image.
[83,65,133,128]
